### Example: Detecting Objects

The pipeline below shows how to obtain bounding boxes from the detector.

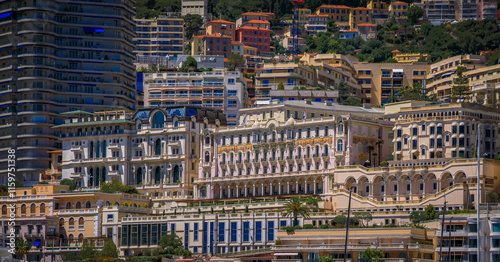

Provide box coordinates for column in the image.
[270,184,273,195]
[295,181,299,193]
[313,180,317,194]
[245,185,248,197]
[219,186,223,199]
[236,185,239,198]
[369,183,373,197]
[396,183,400,201]
[261,184,264,196]
[437,180,441,193]
[383,183,387,201]
[193,185,198,199]
[287,181,290,194]
[278,182,281,195]
[253,184,256,196]
[484,91,489,105]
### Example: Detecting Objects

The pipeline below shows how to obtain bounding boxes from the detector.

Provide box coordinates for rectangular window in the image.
[219,222,225,242]
[493,223,500,232]
[492,238,500,247]
[231,222,237,242]
[194,223,199,241]
[255,221,262,242]
[280,221,287,227]
[268,221,274,241]
[243,222,250,242]
[469,224,477,232]
[469,238,477,248]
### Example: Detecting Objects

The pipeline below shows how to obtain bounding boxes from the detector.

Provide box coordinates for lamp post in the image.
[477,123,482,262]
[344,187,353,262]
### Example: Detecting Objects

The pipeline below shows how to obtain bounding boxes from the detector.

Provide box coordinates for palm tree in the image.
[366,145,375,166]
[376,139,384,166]
[282,196,310,226]
[15,238,30,261]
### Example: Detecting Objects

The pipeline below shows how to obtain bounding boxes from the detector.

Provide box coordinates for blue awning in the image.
[0,12,12,19]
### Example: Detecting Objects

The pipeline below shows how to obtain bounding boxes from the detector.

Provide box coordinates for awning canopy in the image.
[392,69,404,73]
[274,253,299,256]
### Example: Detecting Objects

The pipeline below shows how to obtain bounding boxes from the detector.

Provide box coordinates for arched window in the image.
[69,218,74,226]
[30,203,36,215]
[101,167,106,183]
[136,168,143,185]
[2,205,7,217]
[105,201,111,206]
[66,202,71,209]
[75,202,81,209]
[78,234,84,243]
[89,141,94,158]
[173,165,180,183]
[155,138,162,156]
[337,139,344,151]
[153,112,165,128]
[88,168,94,187]
[324,145,329,155]
[315,146,319,156]
[85,201,91,208]
[204,151,210,163]
[69,234,74,243]
[137,123,142,130]
[155,166,161,184]
[40,203,46,214]
[102,140,106,158]
[338,122,344,133]
[79,217,84,225]
[96,141,100,158]
[59,218,64,227]
[174,120,179,127]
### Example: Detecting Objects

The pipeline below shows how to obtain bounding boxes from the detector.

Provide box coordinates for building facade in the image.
[55,107,226,203]
[235,26,271,54]
[203,33,232,58]
[181,0,208,18]
[143,70,246,125]
[0,0,136,187]
[134,17,185,58]
[206,20,235,41]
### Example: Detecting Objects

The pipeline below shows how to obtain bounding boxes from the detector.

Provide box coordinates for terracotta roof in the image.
[192,35,204,38]
[391,49,401,53]
[317,4,352,9]
[224,58,229,62]
[244,45,258,50]
[231,41,244,45]
[352,7,370,10]
[343,29,359,33]
[236,26,271,31]
[392,1,408,4]
[357,23,376,27]
[240,12,274,17]
[207,19,235,25]
[244,20,270,24]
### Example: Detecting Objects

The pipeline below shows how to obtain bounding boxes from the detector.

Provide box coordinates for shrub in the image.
[121,203,128,207]
[275,239,282,245]
[293,225,302,230]
[131,257,160,262]
[303,224,314,229]
[380,161,388,166]
[143,249,151,256]
[319,224,330,229]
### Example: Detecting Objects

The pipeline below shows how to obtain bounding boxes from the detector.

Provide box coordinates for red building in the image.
[235,26,271,54]
[203,33,232,58]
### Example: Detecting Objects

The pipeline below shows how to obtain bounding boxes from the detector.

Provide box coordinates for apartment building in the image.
[389,1,409,17]
[235,12,274,28]
[55,107,225,203]
[426,54,487,100]
[293,8,311,25]
[275,227,436,261]
[203,33,232,58]
[181,0,208,18]
[255,63,318,100]
[349,7,372,29]
[392,50,431,62]
[231,41,245,56]
[357,23,377,40]
[206,20,235,40]
[315,5,352,27]
[191,35,204,56]
[134,17,185,58]
[367,0,390,19]
[242,20,271,29]
[305,14,328,36]
[415,0,457,24]
[353,61,429,105]
[0,0,136,187]
[282,37,307,52]
[469,64,500,107]
[477,0,498,20]
[267,90,339,103]
[235,26,271,54]
[0,184,150,261]
[195,100,389,200]
[143,70,246,125]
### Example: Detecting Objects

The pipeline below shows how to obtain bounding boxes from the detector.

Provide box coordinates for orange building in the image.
[203,33,232,58]
[206,19,236,41]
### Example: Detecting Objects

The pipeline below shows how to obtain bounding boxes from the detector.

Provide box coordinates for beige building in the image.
[181,0,208,18]
[388,1,409,17]
[392,50,430,62]
[134,18,185,58]
[191,35,204,56]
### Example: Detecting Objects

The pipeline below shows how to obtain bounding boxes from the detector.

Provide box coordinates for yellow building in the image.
[191,35,204,56]
[349,7,372,29]
[389,1,409,17]
[367,0,389,19]
[294,8,311,25]
[392,50,431,62]
[316,4,351,28]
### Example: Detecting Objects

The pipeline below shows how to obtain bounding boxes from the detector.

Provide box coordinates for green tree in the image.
[159,233,192,256]
[424,204,437,220]
[60,179,77,191]
[303,196,320,206]
[183,14,203,39]
[488,192,499,203]
[334,215,347,227]
[282,196,310,227]
[277,82,285,90]
[227,53,245,70]
[81,240,98,260]
[398,82,423,101]
[409,210,427,225]
[318,256,336,262]
[293,56,301,63]
[100,238,119,258]
[360,247,384,262]
[327,20,338,34]
[180,56,198,72]
[100,180,139,194]
[354,212,373,227]
[407,5,424,25]
[451,66,470,102]
[345,97,362,107]
[15,238,30,261]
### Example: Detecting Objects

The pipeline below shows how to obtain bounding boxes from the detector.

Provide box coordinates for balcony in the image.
[108,170,120,176]
[70,145,83,152]
[108,143,120,149]
[70,172,82,178]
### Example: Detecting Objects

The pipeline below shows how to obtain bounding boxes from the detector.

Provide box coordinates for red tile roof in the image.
[240,12,274,17]
[357,23,376,27]
[317,4,352,9]
[352,7,370,10]
[204,33,232,38]
[244,20,270,24]
[392,1,408,4]
[207,19,235,25]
